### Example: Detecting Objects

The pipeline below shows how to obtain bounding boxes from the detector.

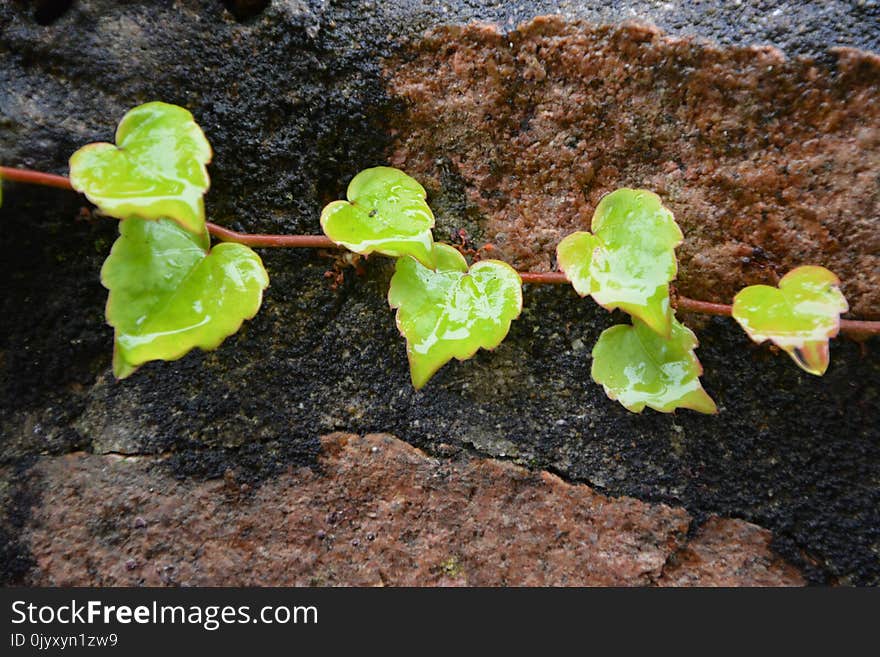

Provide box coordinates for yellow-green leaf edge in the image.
[732,265,848,375]
[69,101,212,236]
[591,314,717,414]
[557,188,683,336]
[388,244,523,389]
[102,218,269,378]
[321,166,436,268]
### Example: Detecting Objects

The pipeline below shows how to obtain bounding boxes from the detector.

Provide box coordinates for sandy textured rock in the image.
[659,516,805,587]
[23,433,801,586]
[389,17,880,318]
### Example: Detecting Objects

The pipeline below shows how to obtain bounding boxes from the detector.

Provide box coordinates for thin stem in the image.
[673,295,874,335]
[518,271,568,284]
[3,165,879,336]
[0,166,74,190]
[208,223,336,248]
[0,167,338,248]
[839,319,880,334]
[674,296,732,317]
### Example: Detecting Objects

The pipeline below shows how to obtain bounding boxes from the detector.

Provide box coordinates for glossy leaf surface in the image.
[103,218,268,378]
[591,315,717,414]
[388,244,523,389]
[732,266,848,375]
[69,102,212,235]
[321,167,436,268]
[557,189,682,336]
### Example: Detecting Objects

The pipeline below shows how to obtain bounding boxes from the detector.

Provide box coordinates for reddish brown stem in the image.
[673,296,733,317]
[3,165,879,336]
[518,271,568,284]
[839,319,880,334]
[207,223,336,248]
[0,167,338,247]
[674,296,876,334]
[0,166,74,190]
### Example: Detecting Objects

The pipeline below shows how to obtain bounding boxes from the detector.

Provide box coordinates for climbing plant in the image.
[1,102,872,414]
[67,102,269,379]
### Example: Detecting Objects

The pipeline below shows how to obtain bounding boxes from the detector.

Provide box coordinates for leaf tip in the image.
[112,343,138,380]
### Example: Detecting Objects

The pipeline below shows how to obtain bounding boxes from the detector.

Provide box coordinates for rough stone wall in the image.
[24,433,803,587]
[389,18,880,317]
[1,1,878,586]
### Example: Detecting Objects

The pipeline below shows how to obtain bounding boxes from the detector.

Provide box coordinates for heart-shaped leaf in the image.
[102,217,269,378]
[69,102,212,235]
[732,266,848,375]
[388,244,523,389]
[591,314,717,414]
[557,189,683,336]
[321,166,436,268]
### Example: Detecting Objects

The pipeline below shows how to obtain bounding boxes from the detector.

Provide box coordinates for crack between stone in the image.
[651,515,697,586]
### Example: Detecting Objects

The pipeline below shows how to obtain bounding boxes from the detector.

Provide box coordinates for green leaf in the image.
[388,244,523,389]
[732,266,848,375]
[557,189,683,336]
[69,102,212,235]
[591,315,717,414]
[321,167,436,268]
[102,217,269,378]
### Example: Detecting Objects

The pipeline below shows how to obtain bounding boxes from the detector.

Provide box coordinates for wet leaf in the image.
[388,244,523,389]
[591,314,717,414]
[732,266,848,375]
[69,102,212,235]
[102,217,268,378]
[557,189,682,336]
[321,167,436,268]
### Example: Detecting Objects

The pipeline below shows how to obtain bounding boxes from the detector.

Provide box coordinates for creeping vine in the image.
[2,102,877,414]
